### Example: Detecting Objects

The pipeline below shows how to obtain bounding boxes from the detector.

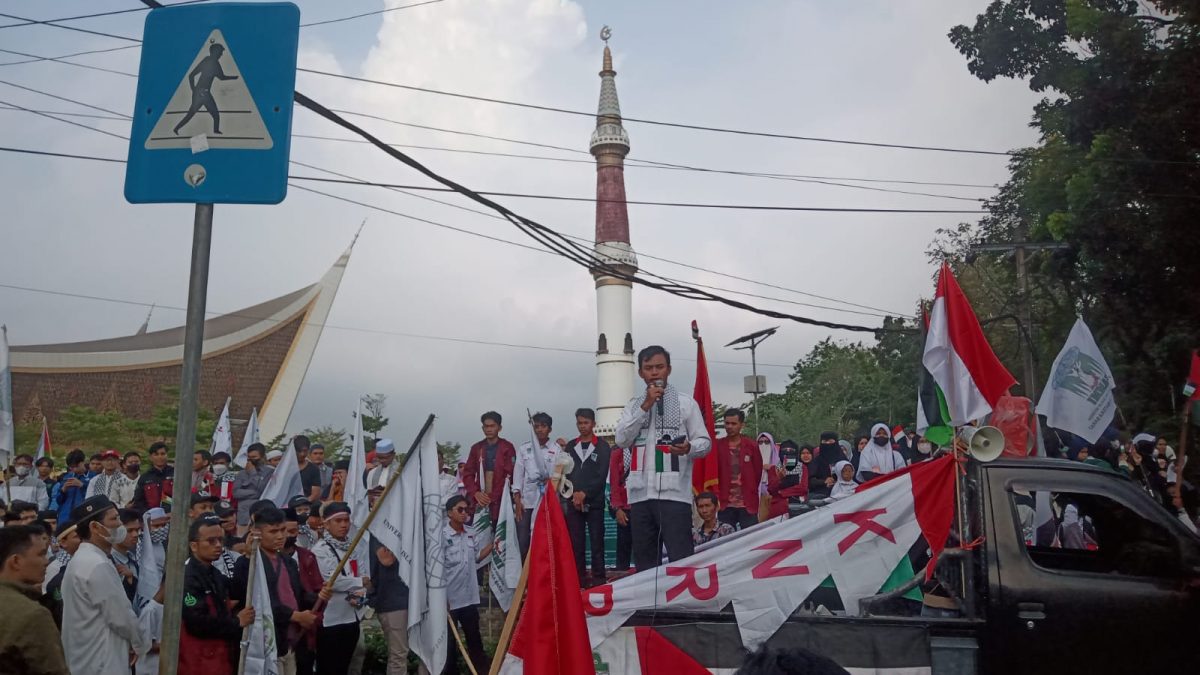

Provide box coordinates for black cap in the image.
[191,490,220,504]
[311,443,324,451]
[215,502,235,517]
[287,495,311,510]
[55,519,76,537]
[322,501,351,519]
[333,459,350,471]
[70,495,116,528]
[37,510,58,522]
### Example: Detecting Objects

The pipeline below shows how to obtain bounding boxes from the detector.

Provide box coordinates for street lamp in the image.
[726,326,779,436]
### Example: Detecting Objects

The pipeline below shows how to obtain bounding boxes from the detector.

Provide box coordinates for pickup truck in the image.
[620,458,1200,674]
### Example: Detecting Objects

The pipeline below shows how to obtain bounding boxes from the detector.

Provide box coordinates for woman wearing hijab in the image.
[756,433,781,521]
[766,442,808,518]
[815,432,844,473]
[830,461,858,500]
[856,423,906,483]
[800,445,833,498]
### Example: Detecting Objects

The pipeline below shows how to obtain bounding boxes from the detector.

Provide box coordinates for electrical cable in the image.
[0,0,211,29]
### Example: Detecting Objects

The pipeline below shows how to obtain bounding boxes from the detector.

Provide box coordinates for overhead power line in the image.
[300,0,446,28]
[0,0,211,30]
[0,280,793,368]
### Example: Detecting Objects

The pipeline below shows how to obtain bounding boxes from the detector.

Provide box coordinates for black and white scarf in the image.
[625,382,684,476]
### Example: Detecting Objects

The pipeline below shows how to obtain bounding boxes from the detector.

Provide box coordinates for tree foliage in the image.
[48,386,216,455]
[754,317,923,443]
[437,441,462,467]
[302,425,349,458]
[948,1,1200,433]
[361,393,389,441]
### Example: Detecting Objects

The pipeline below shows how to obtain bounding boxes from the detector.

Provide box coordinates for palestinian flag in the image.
[916,304,954,447]
[922,263,1015,427]
[593,623,933,674]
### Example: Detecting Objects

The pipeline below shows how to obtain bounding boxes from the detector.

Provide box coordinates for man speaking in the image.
[615,345,712,571]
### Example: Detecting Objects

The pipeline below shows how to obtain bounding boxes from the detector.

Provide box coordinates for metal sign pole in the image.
[158,202,214,674]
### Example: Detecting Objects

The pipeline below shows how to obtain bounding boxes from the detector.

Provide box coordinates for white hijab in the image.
[830,460,857,500]
[856,423,904,482]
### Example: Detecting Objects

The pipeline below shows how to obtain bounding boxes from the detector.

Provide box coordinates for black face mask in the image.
[127,464,141,473]
[873,436,889,447]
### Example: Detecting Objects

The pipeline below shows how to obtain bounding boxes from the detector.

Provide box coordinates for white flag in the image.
[35,417,49,461]
[366,421,448,674]
[135,511,161,613]
[489,478,521,611]
[0,325,13,468]
[242,549,280,675]
[261,439,303,507]
[1036,317,1117,443]
[234,407,260,468]
[212,396,233,458]
[347,400,369,530]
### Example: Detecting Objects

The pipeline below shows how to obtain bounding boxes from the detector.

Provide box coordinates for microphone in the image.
[653,379,665,416]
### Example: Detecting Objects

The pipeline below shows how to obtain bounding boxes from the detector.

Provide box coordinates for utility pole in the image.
[727,327,779,436]
[970,225,1067,402]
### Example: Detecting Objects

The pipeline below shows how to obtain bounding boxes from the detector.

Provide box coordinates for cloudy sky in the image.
[0,0,1041,449]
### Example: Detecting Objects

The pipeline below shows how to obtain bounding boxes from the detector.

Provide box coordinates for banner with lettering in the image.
[582,455,956,649]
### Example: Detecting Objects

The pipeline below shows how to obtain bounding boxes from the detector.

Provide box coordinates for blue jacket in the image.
[51,471,91,516]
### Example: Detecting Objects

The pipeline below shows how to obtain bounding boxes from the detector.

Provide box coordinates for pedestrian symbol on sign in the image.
[144,29,273,150]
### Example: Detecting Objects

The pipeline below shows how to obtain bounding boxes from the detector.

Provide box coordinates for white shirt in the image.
[366,461,396,490]
[512,439,559,510]
[134,600,162,675]
[62,541,148,675]
[443,523,482,610]
[313,535,370,627]
[615,391,713,505]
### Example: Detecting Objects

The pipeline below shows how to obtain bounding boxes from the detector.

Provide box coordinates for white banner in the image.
[366,421,448,674]
[489,478,521,611]
[0,325,13,466]
[347,401,368,530]
[212,396,233,459]
[234,407,260,469]
[584,469,928,650]
[1037,317,1117,443]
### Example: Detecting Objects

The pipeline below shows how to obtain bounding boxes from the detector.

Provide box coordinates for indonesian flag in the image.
[583,455,957,650]
[691,321,719,494]
[35,417,51,461]
[498,475,595,675]
[922,263,1015,426]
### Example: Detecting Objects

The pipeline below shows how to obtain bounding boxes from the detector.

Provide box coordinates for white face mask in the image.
[14,465,30,477]
[758,442,771,451]
[212,464,228,476]
[917,442,933,454]
[103,524,128,546]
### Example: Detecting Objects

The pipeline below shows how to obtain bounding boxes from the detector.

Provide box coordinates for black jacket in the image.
[231,549,316,656]
[367,536,410,613]
[563,437,612,509]
[133,465,174,512]
[182,557,242,671]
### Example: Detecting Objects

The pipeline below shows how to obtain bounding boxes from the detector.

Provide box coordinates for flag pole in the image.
[318,414,435,595]
[236,538,261,675]
[487,462,567,675]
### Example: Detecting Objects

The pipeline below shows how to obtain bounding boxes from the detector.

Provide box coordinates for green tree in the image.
[54,405,139,450]
[437,441,462,467]
[264,433,289,452]
[949,1,1200,433]
[302,425,348,458]
[361,393,389,442]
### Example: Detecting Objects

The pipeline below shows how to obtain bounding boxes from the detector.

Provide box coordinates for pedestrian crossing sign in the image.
[125,2,300,205]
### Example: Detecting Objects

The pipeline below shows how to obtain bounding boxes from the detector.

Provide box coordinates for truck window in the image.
[1010,490,1180,579]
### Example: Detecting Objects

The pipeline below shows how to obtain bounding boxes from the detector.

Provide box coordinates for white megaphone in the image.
[958,425,1006,463]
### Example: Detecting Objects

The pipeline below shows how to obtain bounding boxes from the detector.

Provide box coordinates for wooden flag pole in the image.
[448,611,480,675]
[236,538,261,675]
[316,414,435,607]
[487,462,567,675]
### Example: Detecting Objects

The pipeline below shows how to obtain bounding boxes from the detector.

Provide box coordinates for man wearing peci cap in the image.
[60,495,148,674]
[364,438,399,495]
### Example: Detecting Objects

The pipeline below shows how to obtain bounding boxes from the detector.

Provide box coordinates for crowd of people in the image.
[0,343,1194,674]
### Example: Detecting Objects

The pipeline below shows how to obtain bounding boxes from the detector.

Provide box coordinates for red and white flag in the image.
[35,417,51,461]
[583,455,957,650]
[498,475,595,674]
[691,321,719,495]
[923,263,1016,426]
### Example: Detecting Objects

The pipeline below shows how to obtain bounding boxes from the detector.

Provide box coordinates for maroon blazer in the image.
[716,436,764,514]
[462,438,516,523]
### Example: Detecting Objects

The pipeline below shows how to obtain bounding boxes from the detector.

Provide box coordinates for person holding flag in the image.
[615,345,712,572]
[442,494,492,674]
[463,412,516,526]
[512,411,559,559]
[179,514,254,674]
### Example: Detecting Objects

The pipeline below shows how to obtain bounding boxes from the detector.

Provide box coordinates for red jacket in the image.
[766,465,809,519]
[179,594,233,675]
[294,546,324,651]
[715,436,764,514]
[608,447,628,511]
[462,438,516,523]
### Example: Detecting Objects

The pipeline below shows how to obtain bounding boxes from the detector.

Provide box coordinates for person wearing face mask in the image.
[232,443,274,532]
[911,436,936,463]
[60,495,148,674]
[209,451,237,509]
[86,450,137,508]
[0,524,70,675]
[855,423,906,483]
[8,454,50,510]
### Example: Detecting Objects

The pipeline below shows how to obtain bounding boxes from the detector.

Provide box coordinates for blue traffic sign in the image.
[125,2,300,204]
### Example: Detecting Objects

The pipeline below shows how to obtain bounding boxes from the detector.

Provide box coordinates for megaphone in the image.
[958,425,1005,463]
